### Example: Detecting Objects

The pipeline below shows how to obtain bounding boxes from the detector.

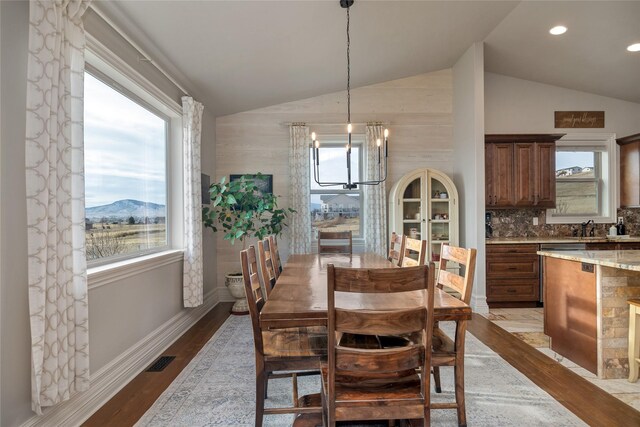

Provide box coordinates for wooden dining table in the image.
[260,253,472,329]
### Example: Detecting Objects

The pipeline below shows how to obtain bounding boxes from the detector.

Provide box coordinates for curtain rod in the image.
[283,121,389,127]
[89,4,191,97]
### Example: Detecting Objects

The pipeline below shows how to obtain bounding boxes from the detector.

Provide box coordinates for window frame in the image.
[309,134,365,243]
[85,35,184,283]
[546,133,617,224]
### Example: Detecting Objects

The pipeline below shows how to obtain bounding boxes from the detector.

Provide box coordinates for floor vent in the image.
[146,356,176,372]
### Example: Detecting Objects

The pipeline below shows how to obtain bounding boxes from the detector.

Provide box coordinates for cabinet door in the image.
[485,144,495,207]
[620,140,640,207]
[485,143,513,207]
[535,143,556,208]
[514,143,535,206]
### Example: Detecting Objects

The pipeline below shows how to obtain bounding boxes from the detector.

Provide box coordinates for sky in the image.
[84,73,167,208]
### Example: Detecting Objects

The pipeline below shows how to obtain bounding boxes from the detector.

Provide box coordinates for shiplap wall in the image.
[214,69,454,295]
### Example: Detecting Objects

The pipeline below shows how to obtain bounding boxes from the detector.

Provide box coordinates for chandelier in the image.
[311,0,389,190]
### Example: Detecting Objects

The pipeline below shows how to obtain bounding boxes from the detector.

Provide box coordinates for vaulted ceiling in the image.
[96,1,640,117]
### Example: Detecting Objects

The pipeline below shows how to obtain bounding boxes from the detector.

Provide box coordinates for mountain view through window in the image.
[84,72,168,262]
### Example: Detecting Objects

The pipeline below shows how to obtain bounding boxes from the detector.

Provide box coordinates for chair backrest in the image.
[268,235,283,279]
[241,246,266,356]
[318,230,353,254]
[388,232,406,266]
[257,238,277,296]
[326,264,435,416]
[437,244,477,304]
[401,238,427,267]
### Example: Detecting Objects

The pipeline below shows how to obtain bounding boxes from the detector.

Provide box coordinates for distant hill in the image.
[86,199,165,221]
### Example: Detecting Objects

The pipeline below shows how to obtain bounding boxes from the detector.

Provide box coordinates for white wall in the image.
[215,70,455,297]
[452,43,487,313]
[485,73,640,137]
[0,2,218,425]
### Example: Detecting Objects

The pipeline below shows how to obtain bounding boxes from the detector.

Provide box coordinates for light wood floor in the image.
[84,305,640,426]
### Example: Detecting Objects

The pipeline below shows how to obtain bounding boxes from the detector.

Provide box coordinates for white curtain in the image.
[25,0,91,414]
[288,125,312,254]
[363,125,388,256]
[182,97,205,307]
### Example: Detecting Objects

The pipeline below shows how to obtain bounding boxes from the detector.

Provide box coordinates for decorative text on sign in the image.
[554,111,605,128]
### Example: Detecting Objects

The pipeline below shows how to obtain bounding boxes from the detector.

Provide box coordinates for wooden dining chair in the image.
[318,230,353,254]
[268,234,283,279]
[431,244,477,427]
[240,246,327,427]
[257,238,277,296]
[322,264,436,426]
[388,232,406,266]
[401,237,427,266]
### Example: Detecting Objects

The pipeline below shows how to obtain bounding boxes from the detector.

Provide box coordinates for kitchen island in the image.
[538,249,640,379]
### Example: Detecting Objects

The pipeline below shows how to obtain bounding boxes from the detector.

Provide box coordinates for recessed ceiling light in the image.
[549,26,567,36]
[628,43,640,52]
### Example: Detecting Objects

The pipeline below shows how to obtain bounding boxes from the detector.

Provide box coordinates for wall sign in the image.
[554,111,605,128]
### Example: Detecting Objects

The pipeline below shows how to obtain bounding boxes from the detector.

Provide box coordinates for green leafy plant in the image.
[202,173,294,248]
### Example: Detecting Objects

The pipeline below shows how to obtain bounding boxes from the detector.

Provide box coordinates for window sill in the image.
[88,249,184,290]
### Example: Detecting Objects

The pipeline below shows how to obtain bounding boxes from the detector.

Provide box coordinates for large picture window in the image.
[309,140,363,238]
[84,71,169,263]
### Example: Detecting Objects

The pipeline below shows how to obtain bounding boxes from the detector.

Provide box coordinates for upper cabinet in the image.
[618,134,640,208]
[485,134,564,209]
[389,168,459,264]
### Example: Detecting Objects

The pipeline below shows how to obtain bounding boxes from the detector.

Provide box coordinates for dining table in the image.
[260,253,472,329]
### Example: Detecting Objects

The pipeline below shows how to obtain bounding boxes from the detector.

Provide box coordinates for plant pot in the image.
[225,273,249,315]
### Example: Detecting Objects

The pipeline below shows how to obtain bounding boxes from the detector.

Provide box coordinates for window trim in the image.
[546,133,617,224]
[309,134,365,243]
[84,36,184,270]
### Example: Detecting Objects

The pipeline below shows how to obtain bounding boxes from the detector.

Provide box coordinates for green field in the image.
[553,172,597,215]
[85,223,166,261]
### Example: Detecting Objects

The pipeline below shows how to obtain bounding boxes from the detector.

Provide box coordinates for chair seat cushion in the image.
[321,366,422,405]
[262,327,327,358]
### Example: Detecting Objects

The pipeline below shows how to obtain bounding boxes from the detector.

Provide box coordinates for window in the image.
[84,70,169,263]
[546,134,617,224]
[553,150,600,216]
[309,138,363,238]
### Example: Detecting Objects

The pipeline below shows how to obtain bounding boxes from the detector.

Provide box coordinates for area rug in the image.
[135,315,586,426]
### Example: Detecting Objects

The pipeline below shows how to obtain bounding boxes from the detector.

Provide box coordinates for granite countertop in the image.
[537,249,640,272]
[486,236,640,244]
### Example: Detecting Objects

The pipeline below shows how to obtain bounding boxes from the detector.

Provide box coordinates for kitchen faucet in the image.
[581,220,594,237]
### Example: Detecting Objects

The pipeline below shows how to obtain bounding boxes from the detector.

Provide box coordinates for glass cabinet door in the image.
[401,177,424,242]
[428,176,451,263]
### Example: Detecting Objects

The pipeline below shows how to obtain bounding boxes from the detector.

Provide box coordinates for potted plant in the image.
[202,173,293,314]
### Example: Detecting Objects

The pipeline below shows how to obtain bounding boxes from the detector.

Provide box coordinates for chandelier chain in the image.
[346,6,351,123]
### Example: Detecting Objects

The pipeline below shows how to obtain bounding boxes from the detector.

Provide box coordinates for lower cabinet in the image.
[486,244,540,307]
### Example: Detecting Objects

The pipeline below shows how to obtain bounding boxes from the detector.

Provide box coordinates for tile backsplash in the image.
[486,208,639,238]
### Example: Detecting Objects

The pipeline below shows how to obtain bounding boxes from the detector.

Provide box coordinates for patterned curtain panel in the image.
[182,97,205,307]
[288,125,312,254]
[25,0,92,414]
[364,125,388,256]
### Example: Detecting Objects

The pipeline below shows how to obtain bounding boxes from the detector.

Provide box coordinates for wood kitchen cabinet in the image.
[485,142,514,207]
[486,134,563,209]
[618,133,640,207]
[486,244,540,307]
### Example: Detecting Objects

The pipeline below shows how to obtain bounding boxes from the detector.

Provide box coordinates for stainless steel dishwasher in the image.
[538,242,586,303]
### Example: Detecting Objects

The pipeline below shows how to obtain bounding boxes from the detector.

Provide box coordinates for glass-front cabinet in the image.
[389,168,459,264]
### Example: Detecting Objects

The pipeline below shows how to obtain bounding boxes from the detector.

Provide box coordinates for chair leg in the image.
[264,371,269,399]
[432,367,442,393]
[454,321,467,427]
[255,371,266,427]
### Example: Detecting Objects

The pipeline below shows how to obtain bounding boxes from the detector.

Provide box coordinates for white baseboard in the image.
[20,289,220,427]
[472,293,489,314]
